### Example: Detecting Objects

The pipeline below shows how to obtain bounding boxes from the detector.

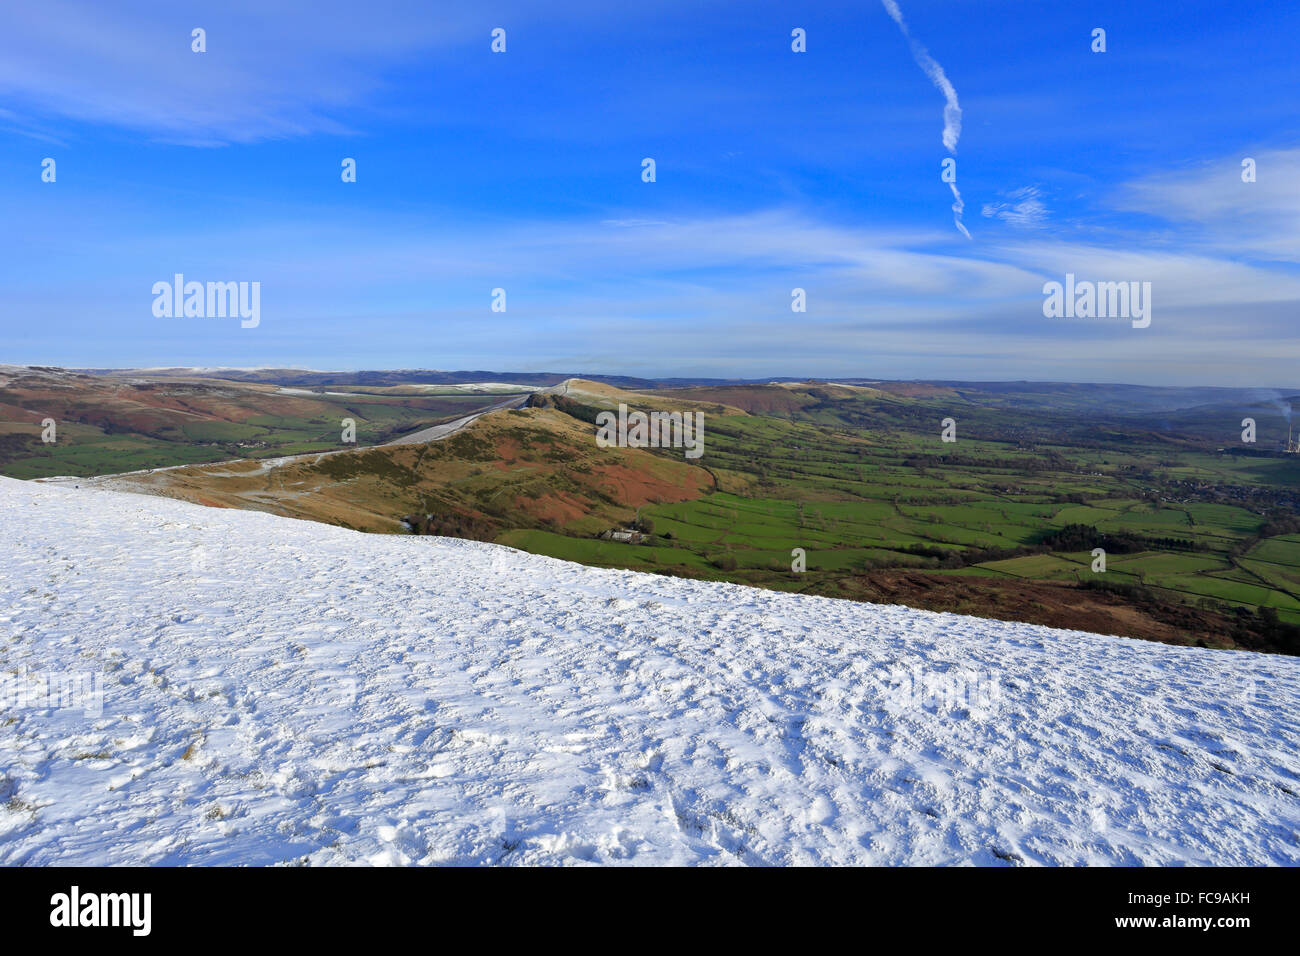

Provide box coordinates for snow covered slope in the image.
[1,476,1297,866]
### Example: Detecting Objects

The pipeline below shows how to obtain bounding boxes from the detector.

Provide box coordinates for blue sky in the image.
[1,0,1297,385]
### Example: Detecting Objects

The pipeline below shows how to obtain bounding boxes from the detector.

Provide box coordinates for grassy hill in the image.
[82,400,713,537]
[0,366,531,478]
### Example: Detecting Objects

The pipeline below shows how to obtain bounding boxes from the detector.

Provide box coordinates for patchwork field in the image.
[514,383,1300,652]
[11,370,1300,653]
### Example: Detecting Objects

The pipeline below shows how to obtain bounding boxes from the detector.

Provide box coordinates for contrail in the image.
[881,0,969,238]
[949,183,970,239]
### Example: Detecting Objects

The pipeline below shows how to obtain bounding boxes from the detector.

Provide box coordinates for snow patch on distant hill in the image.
[0,477,1297,865]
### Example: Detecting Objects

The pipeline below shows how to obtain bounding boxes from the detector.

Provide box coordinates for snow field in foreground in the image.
[1,477,1297,865]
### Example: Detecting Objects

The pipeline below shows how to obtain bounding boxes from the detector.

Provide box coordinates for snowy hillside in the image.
[1,476,1297,865]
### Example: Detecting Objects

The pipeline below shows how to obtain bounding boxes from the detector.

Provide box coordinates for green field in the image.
[505,392,1300,647]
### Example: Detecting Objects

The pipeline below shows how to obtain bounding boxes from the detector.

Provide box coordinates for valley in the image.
[8,367,1300,654]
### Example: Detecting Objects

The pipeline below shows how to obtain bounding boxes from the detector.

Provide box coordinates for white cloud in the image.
[0,1,565,144]
[981,186,1048,227]
[1112,148,1300,262]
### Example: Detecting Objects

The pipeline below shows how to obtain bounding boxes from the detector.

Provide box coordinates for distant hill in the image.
[73,366,765,390]
[0,366,530,479]
[71,366,1297,418]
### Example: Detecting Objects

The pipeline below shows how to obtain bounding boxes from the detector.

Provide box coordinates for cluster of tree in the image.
[898,543,951,561]
[1260,514,1300,538]
[1081,577,1156,603]
[549,395,604,426]
[401,510,497,541]
[1052,492,1090,505]
[0,432,43,458]
[890,541,1067,571]
[1038,523,1204,554]
[1236,606,1300,656]
[1230,512,1300,558]
[859,523,1208,575]
[711,552,739,571]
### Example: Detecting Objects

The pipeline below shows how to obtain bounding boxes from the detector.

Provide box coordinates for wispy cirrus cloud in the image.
[0,1,588,145]
[982,186,1048,228]
[1112,148,1300,262]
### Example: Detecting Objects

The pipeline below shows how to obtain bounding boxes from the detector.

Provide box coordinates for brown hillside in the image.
[100,404,714,536]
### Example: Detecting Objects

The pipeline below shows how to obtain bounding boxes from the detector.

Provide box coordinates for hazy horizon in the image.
[8,363,1300,395]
